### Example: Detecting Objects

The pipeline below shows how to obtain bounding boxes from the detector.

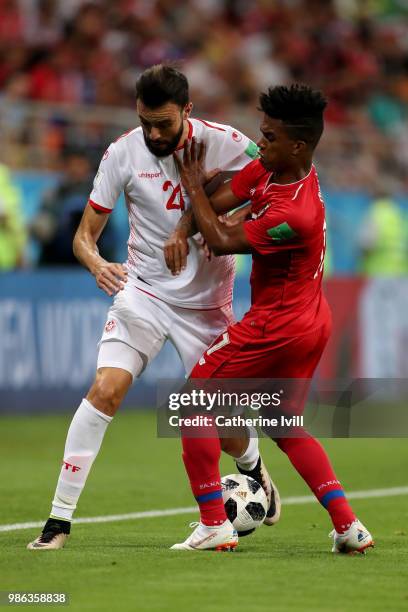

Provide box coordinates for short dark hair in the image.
[135,64,189,109]
[259,84,327,149]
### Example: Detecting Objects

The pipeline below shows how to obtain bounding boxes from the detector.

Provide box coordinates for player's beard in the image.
[143,121,185,158]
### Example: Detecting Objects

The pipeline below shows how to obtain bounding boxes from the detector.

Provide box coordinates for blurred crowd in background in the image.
[0,0,408,274]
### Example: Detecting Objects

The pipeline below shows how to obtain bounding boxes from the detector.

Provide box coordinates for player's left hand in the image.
[164,229,190,275]
[174,137,210,193]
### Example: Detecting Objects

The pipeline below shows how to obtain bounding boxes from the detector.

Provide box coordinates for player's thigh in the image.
[266,322,331,378]
[97,339,146,381]
[169,302,235,375]
[267,324,331,419]
[99,285,167,375]
[190,318,330,380]
[189,318,250,378]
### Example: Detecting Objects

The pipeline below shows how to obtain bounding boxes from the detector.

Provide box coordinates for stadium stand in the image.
[0,0,407,272]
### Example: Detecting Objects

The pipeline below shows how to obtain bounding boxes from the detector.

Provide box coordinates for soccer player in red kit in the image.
[170,85,373,553]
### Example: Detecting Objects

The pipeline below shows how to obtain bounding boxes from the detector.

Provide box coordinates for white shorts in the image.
[97,283,234,380]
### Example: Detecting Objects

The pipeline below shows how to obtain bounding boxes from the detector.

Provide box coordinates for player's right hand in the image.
[164,230,190,276]
[93,261,128,296]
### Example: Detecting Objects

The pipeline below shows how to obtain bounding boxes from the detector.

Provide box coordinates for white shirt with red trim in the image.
[89,118,258,309]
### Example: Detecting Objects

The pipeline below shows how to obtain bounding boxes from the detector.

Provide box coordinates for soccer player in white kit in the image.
[28,65,280,550]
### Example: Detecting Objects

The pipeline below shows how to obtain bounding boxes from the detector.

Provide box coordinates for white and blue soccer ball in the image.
[221,473,268,536]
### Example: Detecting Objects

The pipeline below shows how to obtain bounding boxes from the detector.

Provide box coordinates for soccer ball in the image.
[221,473,268,536]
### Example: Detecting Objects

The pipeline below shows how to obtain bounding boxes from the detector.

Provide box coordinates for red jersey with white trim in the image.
[231,159,331,338]
[89,119,258,309]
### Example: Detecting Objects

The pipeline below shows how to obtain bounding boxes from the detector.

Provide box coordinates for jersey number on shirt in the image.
[198,332,230,365]
[163,181,185,211]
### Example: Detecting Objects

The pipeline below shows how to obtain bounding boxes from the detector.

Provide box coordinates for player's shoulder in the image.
[101,127,143,165]
[264,167,321,230]
[230,159,265,200]
[110,126,142,151]
[270,165,318,204]
[191,117,228,135]
[242,158,265,179]
[106,126,140,150]
[235,158,266,185]
[191,117,247,144]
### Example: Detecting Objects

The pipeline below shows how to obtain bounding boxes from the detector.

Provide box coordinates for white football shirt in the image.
[89,118,258,309]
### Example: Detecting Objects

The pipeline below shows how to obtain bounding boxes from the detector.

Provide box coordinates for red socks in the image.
[181,421,226,526]
[277,434,356,533]
[181,420,355,533]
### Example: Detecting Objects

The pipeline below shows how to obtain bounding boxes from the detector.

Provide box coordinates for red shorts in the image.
[190,311,331,424]
[191,311,331,380]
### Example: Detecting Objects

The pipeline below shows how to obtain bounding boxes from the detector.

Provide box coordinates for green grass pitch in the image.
[0,411,407,611]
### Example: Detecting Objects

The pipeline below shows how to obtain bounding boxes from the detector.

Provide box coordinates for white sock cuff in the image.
[81,398,113,423]
[236,427,259,469]
[246,425,258,440]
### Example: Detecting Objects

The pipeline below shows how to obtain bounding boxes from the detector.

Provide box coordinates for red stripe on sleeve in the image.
[89,199,112,213]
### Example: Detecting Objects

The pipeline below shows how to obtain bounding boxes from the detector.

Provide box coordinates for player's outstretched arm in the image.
[169,178,247,241]
[164,168,246,274]
[174,139,251,256]
[73,202,128,296]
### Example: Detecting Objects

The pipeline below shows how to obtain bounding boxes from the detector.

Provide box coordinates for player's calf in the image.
[27,395,116,552]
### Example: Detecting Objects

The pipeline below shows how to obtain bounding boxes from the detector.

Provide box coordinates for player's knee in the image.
[220,436,247,458]
[261,426,293,444]
[219,437,231,453]
[87,370,131,416]
[182,435,221,462]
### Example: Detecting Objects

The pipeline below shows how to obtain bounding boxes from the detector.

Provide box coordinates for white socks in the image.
[50,399,112,521]
[235,427,260,471]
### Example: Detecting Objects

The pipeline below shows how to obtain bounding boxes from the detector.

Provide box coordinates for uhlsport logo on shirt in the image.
[138,171,163,179]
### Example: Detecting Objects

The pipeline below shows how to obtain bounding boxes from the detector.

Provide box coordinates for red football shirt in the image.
[231,159,331,338]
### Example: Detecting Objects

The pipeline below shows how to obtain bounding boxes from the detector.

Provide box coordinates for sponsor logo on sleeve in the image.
[232,131,243,142]
[245,140,259,159]
[266,222,297,241]
[105,319,116,332]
